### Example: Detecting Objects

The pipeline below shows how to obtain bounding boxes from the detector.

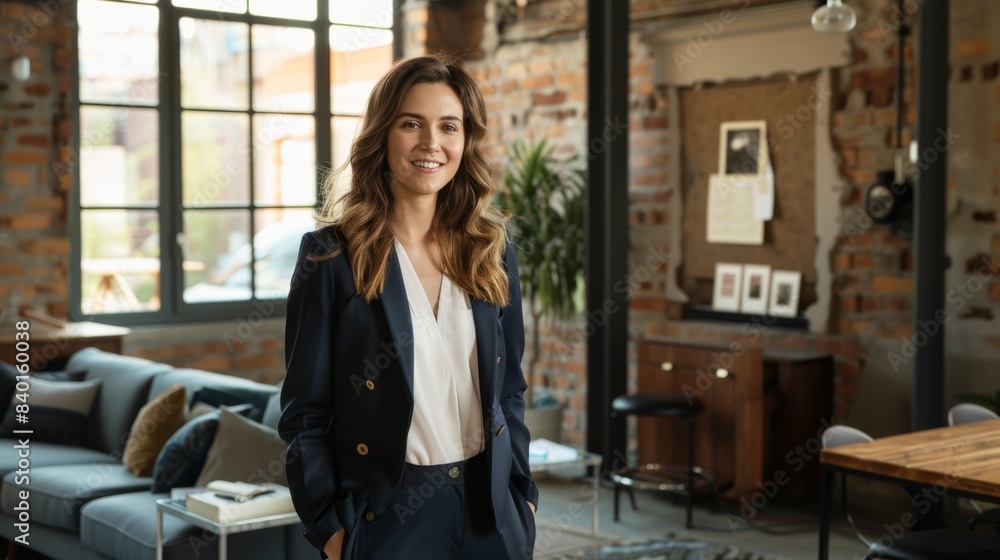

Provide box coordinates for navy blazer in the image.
[278,226,539,553]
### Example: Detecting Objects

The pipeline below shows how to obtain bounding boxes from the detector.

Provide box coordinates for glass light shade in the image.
[811,0,857,34]
[11,55,30,82]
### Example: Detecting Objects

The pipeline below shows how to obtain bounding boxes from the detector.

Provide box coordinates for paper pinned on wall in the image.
[706,174,765,245]
[754,160,775,222]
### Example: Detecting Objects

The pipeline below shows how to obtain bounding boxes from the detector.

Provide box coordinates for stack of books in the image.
[185,481,294,523]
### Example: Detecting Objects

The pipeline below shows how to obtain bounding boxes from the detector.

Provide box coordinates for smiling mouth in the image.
[411,160,443,169]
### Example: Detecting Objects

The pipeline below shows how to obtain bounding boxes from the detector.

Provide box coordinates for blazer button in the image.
[496,423,506,436]
[365,379,375,390]
[448,466,460,478]
[357,443,369,456]
[365,511,376,522]
[497,355,501,364]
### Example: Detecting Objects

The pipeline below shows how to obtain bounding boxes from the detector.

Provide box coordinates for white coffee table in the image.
[155,498,300,560]
[529,448,603,552]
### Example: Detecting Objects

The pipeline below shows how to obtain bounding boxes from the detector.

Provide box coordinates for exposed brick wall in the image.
[0,2,73,320]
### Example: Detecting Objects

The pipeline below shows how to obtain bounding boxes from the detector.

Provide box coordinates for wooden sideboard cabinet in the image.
[0,321,131,371]
[637,337,833,500]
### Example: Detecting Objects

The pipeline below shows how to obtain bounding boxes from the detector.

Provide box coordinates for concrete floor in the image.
[533,466,871,559]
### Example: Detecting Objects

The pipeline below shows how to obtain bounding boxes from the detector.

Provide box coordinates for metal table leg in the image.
[156,509,163,560]
[819,465,833,560]
[220,531,227,560]
[591,464,599,553]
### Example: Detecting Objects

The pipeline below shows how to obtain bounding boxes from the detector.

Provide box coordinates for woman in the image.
[277,56,538,560]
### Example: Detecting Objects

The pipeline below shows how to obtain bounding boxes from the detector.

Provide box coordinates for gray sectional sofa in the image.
[0,347,314,560]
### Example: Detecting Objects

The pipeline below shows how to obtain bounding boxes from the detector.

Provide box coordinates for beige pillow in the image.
[195,407,287,487]
[123,383,187,476]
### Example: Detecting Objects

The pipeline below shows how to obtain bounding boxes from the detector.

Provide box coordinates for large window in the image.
[73,0,395,323]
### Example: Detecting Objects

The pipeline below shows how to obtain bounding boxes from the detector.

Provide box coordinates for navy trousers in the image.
[340,452,535,560]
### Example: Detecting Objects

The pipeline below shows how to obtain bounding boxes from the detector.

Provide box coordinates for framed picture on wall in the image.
[768,270,802,318]
[740,264,771,314]
[719,120,768,176]
[712,263,743,312]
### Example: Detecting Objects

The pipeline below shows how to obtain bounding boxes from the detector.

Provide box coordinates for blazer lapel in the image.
[378,246,415,397]
[470,297,498,412]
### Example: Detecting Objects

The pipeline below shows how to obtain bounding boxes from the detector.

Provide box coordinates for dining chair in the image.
[822,424,1000,560]
[947,403,1000,531]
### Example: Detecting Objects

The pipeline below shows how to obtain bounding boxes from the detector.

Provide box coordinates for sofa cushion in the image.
[0,439,114,476]
[0,377,101,445]
[1,464,150,532]
[123,383,188,476]
[151,410,220,493]
[195,408,286,487]
[67,348,170,455]
[261,381,282,430]
[80,491,287,560]
[190,387,269,422]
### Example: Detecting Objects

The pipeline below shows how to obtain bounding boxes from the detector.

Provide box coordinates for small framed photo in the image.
[719,120,767,176]
[712,263,743,312]
[740,264,771,314]
[768,270,802,318]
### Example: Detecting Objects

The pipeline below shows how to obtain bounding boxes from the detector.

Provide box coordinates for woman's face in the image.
[386,82,465,202]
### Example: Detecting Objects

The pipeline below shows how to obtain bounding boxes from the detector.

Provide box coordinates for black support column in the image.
[912,0,948,432]
[585,0,629,475]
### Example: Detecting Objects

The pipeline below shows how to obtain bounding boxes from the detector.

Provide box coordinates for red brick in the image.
[991,284,1000,300]
[954,38,990,58]
[520,75,553,89]
[871,276,914,293]
[23,84,50,97]
[45,301,68,319]
[556,72,586,87]
[834,253,852,270]
[644,115,668,129]
[2,213,51,230]
[840,295,858,313]
[2,152,46,165]
[25,195,63,212]
[848,169,877,184]
[859,296,880,313]
[878,321,913,339]
[3,168,33,187]
[235,353,281,370]
[187,357,233,372]
[853,253,875,269]
[533,91,566,106]
[0,262,23,276]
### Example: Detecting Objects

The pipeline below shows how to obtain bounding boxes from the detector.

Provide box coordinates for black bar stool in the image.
[610,392,721,529]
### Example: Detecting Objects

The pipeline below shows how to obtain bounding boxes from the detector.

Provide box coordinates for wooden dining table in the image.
[818,418,1000,560]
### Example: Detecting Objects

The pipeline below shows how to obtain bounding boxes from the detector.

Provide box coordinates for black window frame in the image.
[69,0,401,326]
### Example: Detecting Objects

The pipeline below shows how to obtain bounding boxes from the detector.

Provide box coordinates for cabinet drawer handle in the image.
[660,362,673,372]
[715,368,730,379]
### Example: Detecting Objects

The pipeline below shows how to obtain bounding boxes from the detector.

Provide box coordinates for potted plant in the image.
[496,139,585,443]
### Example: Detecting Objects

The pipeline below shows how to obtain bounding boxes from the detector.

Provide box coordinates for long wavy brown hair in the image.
[312,55,510,306]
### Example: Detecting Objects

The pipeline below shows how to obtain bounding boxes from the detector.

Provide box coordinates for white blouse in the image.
[394,238,484,465]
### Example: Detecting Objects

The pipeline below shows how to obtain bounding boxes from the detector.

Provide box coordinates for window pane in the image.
[254,115,317,206]
[330,0,393,27]
[250,0,316,21]
[253,209,317,299]
[330,25,393,114]
[80,210,160,314]
[80,107,158,207]
[252,25,315,112]
[182,112,250,206]
[78,1,158,105]
[329,116,358,206]
[173,0,246,14]
[180,18,249,110]
[182,210,251,303]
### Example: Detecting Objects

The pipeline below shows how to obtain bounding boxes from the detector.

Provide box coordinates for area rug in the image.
[540,535,789,560]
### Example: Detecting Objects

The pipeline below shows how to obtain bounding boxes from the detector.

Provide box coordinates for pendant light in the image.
[811,0,857,34]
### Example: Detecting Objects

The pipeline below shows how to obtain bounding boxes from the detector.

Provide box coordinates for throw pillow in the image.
[122,383,188,476]
[0,376,101,445]
[261,381,283,431]
[194,407,287,488]
[151,410,221,493]
[0,361,87,419]
[190,387,270,422]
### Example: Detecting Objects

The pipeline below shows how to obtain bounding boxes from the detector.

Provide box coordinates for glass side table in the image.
[155,498,301,560]
[529,449,603,553]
